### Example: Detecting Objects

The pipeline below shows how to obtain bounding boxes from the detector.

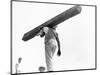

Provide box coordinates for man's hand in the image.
[37,30,43,36]
[57,50,61,56]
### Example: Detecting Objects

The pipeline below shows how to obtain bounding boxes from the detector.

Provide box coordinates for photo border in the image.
[10,0,97,75]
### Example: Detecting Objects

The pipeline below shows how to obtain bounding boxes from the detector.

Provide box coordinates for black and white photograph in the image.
[11,0,96,74]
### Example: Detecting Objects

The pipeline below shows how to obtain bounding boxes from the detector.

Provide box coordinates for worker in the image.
[37,26,61,71]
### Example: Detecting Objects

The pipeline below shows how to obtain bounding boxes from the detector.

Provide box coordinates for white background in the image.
[12,1,95,73]
[0,0,99,75]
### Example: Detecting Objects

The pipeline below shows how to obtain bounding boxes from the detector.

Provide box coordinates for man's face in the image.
[43,27,49,34]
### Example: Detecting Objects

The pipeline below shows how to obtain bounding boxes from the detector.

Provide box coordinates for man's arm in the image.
[40,32,45,37]
[54,33,61,56]
[37,29,45,37]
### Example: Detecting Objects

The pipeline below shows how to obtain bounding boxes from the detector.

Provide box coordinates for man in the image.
[37,26,61,71]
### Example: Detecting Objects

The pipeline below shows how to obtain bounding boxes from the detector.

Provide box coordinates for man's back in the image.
[45,28,57,45]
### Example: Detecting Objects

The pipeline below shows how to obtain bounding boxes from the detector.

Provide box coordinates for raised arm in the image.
[36,29,45,38]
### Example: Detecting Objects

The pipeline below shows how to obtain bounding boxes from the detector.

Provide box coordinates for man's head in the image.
[38,66,45,72]
[43,27,49,34]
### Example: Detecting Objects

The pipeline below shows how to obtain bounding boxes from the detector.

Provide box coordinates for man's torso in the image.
[45,28,57,46]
